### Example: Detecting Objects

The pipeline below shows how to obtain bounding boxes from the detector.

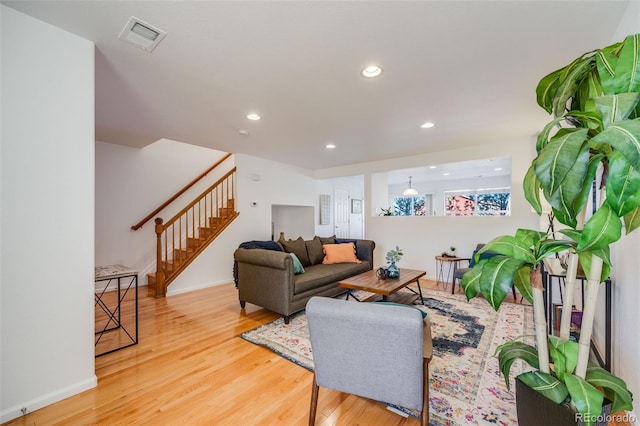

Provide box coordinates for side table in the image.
[434,256,468,291]
[95,265,138,357]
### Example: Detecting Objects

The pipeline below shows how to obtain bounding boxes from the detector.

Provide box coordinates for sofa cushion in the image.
[289,253,305,275]
[305,239,324,265]
[322,243,361,264]
[315,235,336,245]
[281,236,311,266]
[294,262,371,295]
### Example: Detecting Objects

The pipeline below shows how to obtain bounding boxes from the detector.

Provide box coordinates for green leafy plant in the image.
[385,246,403,264]
[462,33,639,424]
[379,207,394,216]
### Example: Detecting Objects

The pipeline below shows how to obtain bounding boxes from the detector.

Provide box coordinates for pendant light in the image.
[402,176,419,196]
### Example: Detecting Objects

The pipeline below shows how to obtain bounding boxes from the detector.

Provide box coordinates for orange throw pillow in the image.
[322,243,361,264]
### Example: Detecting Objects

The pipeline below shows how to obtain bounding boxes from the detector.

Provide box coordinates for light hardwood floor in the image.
[3,280,629,425]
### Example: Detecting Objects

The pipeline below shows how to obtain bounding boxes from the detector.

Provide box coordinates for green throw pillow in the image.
[373,301,427,318]
[289,253,305,275]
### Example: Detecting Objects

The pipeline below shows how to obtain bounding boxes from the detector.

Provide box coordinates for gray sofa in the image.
[234,238,375,323]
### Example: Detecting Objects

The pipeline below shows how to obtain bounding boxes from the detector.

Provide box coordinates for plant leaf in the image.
[564,373,605,426]
[513,265,533,304]
[518,371,569,405]
[594,93,640,129]
[548,336,579,377]
[515,228,546,248]
[481,235,536,264]
[523,165,542,213]
[606,150,640,216]
[578,203,622,252]
[536,239,574,261]
[597,50,619,95]
[478,256,527,310]
[573,154,605,216]
[578,249,612,283]
[567,110,603,130]
[553,58,594,117]
[460,262,482,301]
[613,34,640,93]
[535,129,590,196]
[623,206,640,234]
[591,118,640,169]
[537,68,564,113]
[495,341,539,389]
[560,229,581,242]
[586,364,634,414]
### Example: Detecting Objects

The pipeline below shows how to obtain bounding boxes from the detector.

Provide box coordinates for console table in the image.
[94,265,138,357]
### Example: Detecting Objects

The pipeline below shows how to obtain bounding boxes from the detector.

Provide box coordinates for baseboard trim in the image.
[165,278,231,296]
[1,375,97,423]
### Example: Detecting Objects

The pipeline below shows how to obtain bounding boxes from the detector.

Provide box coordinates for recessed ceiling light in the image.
[326,144,336,149]
[238,129,250,136]
[420,122,435,129]
[361,65,383,78]
[443,172,450,176]
[494,167,503,171]
[429,165,437,169]
[246,113,261,121]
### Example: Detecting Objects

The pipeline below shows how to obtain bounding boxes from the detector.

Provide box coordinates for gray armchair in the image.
[306,297,432,426]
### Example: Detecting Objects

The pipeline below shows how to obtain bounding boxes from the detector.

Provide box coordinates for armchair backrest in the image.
[306,297,424,410]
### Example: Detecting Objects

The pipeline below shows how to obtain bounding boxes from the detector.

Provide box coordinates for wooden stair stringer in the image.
[152,211,240,296]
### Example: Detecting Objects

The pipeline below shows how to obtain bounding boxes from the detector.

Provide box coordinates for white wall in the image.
[1,6,96,422]
[610,2,640,415]
[315,175,365,239]
[95,139,234,293]
[272,205,315,241]
[315,138,539,277]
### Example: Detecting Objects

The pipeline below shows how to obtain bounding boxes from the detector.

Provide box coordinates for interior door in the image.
[334,187,350,238]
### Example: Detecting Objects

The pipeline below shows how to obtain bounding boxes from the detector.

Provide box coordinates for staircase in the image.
[147,167,239,296]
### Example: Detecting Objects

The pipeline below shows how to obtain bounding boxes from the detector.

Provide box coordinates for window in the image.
[393,195,433,216]
[444,188,510,216]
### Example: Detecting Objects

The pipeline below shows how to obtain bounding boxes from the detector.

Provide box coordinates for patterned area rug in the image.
[239,290,534,425]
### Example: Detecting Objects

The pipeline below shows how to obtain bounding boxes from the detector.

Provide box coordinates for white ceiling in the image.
[3,1,630,170]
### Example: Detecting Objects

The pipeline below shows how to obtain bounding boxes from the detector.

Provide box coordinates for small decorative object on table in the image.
[385,246,403,278]
[450,246,456,256]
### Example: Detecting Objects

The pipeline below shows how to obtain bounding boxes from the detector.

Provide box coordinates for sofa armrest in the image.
[355,239,375,266]
[234,248,290,270]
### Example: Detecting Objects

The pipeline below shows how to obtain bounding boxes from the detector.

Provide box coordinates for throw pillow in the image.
[322,243,361,264]
[305,239,324,265]
[335,238,358,247]
[289,253,305,275]
[281,236,311,266]
[314,235,336,245]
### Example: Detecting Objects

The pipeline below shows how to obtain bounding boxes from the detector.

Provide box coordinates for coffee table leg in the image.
[346,290,362,302]
[416,279,425,305]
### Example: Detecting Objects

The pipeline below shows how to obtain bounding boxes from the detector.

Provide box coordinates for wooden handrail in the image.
[131,153,232,230]
[162,167,236,229]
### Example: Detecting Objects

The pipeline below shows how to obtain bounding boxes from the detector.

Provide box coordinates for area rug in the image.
[239,290,534,425]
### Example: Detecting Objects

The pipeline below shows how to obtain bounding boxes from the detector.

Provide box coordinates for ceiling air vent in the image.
[118,16,166,52]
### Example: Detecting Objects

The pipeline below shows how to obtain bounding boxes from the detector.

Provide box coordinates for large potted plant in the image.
[462,33,639,425]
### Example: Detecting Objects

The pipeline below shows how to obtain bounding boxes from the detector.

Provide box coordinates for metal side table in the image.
[94,265,138,356]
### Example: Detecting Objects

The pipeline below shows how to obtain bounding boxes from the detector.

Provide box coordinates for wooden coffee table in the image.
[338,268,426,305]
